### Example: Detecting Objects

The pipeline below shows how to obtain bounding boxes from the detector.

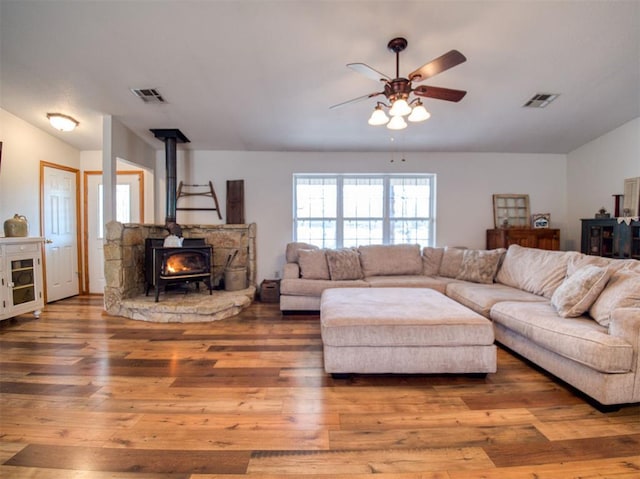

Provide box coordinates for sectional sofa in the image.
[280,242,640,406]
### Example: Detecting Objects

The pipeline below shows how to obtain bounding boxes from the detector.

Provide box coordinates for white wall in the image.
[102,116,157,224]
[566,117,640,250]
[0,109,80,236]
[162,150,567,283]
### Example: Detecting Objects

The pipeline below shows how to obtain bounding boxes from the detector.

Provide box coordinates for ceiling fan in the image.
[331,37,467,130]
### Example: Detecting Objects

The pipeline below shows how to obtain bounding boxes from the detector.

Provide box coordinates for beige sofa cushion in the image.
[439,247,466,278]
[281,278,369,296]
[326,248,363,280]
[490,301,633,373]
[495,245,576,298]
[422,247,444,275]
[457,248,506,284]
[566,253,630,276]
[589,270,640,326]
[286,242,318,263]
[446,281,547,317]
[298,249,330,280]
[551,265,612,318]
[358,244,422,277]
[364,275,450,294]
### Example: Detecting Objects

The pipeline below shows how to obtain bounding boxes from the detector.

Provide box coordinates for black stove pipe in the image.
[150,129,190,226]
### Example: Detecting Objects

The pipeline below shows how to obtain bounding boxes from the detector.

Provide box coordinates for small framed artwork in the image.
[531,213,550,229]
[493,194,530,228]
[622,177,640,217]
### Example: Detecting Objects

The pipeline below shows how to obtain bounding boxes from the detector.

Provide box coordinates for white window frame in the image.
[293,173,436,248]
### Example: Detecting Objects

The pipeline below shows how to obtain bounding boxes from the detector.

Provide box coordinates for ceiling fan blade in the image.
[329,91,384,109]
[413,85,467,102]
[347,63,391,82]
[408,50,467,82]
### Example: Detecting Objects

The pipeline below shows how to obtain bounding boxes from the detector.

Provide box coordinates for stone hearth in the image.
[103,221,257,322]
[118,288,255,323]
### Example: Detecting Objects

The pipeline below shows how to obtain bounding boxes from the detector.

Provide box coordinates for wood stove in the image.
[145,238,212,302]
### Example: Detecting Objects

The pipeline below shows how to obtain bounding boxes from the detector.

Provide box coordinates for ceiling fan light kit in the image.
[333,37,467,131]
[368,104,389,126]
[387,115,408,130]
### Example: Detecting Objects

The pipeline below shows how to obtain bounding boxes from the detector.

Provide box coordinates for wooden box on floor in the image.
[260,279,281,303]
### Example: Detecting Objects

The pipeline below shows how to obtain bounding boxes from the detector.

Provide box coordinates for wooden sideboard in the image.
[486,228,560,251]
[581,218,640,259]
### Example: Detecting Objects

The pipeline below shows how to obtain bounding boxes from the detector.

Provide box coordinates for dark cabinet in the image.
[486,228,560,251]
[581,218,640,259]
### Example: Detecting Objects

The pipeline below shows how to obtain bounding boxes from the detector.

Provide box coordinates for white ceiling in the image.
[1,0,639,154]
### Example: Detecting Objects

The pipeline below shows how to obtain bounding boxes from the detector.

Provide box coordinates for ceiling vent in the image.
[130,88,166,104]
[523,93,559,108]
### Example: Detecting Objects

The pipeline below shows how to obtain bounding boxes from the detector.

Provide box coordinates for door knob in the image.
[45,238,53,244]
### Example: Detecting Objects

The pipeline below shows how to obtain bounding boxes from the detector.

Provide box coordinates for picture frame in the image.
[531,213,550,229]
[622,177,640,217]
[493,194,530,228]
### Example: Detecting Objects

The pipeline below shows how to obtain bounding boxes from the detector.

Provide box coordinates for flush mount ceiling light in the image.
[47,113,79,132]
[331,37,467,130]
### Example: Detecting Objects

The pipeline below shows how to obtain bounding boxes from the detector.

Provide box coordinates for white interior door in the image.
[43,165,80,302]
[86,172,142,294]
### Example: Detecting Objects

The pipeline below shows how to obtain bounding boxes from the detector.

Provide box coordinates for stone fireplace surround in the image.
[104,221,257,322]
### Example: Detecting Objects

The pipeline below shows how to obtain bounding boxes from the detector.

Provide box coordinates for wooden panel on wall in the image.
[226,179,245,224]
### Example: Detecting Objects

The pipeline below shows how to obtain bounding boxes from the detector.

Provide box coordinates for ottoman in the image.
[320,288,497,374]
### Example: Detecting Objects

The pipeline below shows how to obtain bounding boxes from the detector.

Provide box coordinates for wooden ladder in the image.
[176,181,222,219]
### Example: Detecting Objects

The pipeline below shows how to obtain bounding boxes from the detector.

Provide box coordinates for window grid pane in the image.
[390,219,431,245]
[295,220,337,249]
[295,178,337,219]
[343,220,384,247]
[343,178,384,218]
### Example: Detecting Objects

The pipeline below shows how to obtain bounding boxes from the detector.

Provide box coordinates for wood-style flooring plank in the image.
[4,444,250,474]
[247,447,494,474]
[484,434,640,467]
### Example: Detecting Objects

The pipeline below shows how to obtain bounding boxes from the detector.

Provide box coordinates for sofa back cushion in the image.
[495,244,577,298]
[286,242,319,263]
[298,249,330,280]
[589,270,640,326]
[358,244,422,277]
[422,247,445,276]
[567,253,630,276]
[438,247,466,278]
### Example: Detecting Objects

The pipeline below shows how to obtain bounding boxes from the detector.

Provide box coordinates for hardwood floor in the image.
[1,295,639,478]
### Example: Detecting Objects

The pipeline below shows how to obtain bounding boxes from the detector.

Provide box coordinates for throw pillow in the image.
[297,249,330,280]
[325,248,363,281]
[422,247,444,276]
[457,248,506,284]
[550,265,612,318]
[588,270,640,326]
[285,242,318,263]
[438,247,466,278]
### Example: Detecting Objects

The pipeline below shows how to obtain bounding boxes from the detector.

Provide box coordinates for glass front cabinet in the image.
[581,218,640,260]
[0,237,45,321]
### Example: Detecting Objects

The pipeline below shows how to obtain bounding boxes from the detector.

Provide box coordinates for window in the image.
[294,174,435,248]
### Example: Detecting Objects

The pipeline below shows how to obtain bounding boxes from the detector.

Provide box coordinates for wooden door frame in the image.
[83,170,144,293]
[40,161,82,299]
